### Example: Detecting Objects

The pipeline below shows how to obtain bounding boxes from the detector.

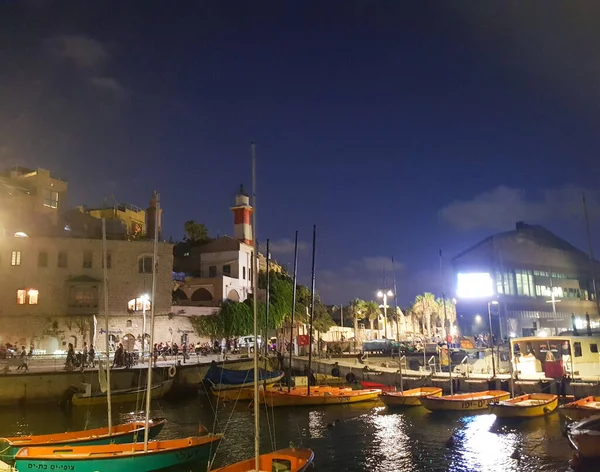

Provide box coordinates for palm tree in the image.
[363,301,381,339]
[435,298,447,338]
[413,293,437,339]
[445,299,457,337]
[347,298,365,341]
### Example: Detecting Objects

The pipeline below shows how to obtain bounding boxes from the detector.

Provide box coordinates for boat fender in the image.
[168,365,177,378]
[346,372,356,383]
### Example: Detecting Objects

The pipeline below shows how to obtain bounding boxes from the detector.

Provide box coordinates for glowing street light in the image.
[377,290,394,339]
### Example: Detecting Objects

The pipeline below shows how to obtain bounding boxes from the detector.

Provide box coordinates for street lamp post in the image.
[377,290,394,339]
[140,294,150,360]
[487,300,498,378]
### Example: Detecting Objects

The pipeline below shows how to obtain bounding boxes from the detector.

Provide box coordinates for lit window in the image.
[128,297,151,312]
[28,289,39,304]
[11,251,21,266]
[138,256,153,274]
[17,289,38,305]
[43,189,59,209]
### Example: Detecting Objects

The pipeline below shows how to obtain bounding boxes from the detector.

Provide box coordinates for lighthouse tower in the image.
[230,185,253,245]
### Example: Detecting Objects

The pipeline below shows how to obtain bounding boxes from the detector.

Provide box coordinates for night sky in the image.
[2,2,600,305]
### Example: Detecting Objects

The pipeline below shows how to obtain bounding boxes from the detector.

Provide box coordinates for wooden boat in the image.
[559,396,600,421]
[567,415,600,460]
[71,379,173,407]
[420,390,510,412]
[362,381,396,392]
[491,393,558,418]
[0,418,166,464]
[212,447,314,472]
[204,365,284,391]
[261,386,381,407]
[379,387,442,407]
[212,383,277,401]
[14,435,223,472]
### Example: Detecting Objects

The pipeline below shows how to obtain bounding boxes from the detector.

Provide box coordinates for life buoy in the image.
[168,366,177,378]
[345,372,356,383]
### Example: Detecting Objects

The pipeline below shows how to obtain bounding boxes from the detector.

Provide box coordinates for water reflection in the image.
[0,398,574,471]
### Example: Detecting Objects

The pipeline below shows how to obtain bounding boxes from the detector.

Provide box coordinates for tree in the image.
[435,298,447,338]
[413,293,437,338]
[347,298,366,340]
[184,220,209,243]
[363,301,381,338]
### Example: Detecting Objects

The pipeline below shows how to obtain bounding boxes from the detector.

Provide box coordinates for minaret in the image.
[146,191,162,240]
[230,184,253,245]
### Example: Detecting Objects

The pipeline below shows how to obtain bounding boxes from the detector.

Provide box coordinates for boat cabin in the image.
[511,333,600,380]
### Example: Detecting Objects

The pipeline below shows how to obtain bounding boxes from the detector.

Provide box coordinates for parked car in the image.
[238,335,263,353]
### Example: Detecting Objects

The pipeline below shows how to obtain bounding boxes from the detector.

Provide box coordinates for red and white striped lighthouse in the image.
[230,185,253,245]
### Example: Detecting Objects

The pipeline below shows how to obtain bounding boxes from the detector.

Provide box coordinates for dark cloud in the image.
[49,35,110,70]
[439,185,600,231]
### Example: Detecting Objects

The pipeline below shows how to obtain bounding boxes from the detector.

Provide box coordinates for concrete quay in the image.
[294,356,600,398]
[0,354,256,406]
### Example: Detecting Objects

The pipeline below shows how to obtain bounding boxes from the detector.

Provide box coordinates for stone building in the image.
[0,233,173,353]
[453,222,600,338]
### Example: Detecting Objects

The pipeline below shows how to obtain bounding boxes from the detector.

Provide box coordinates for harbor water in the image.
[0,394,574,472]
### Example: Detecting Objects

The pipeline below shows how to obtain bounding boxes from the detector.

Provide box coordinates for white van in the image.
[238,335,262,352]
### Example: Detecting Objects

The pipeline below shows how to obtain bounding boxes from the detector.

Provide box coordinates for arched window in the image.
[126,319,132,328]
[138,256,153,274]
[128,297,151,312]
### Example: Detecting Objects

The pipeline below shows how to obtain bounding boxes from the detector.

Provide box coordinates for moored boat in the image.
[567,415,600,460]
[261,386,381,407]
[491,393,558,418]
[212,384,277,401]
[204,365,284,391]
[559,396,600,421]
[211,447,314,472]
[0,418,166,464]
[14,435,222,472]
[361,381,396,392]
[420,390,510,412]
[379,387,442,407]
[71,379,174,407]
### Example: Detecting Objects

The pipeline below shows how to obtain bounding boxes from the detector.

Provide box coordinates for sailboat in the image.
[212,144,314,472]
[15,207,222,472]
[260,225,381,408]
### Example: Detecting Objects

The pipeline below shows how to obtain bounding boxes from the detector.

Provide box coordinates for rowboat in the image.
[212,447,314,472]
[261,387,381,407]
[420,390,510,412]
[491,393,558,418]
[559,396,600,421]
[361,381,396,392]
[204,366,284,391]
[71,379,174,407]
[14,435,223,472]
[0,418,166,464]
[379,387,442,407]
[212,384,277,401]
[566,415,600,460]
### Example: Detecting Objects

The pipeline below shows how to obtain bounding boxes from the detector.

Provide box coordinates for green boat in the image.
[0,418,166,464]
[14,435,222,472]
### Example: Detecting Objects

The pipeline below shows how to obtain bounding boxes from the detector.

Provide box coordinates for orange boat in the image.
[559,396,600,421]
[420,390,511,412]
[379,387,443,407]
[212,447,314,472]
[261,386,381,407]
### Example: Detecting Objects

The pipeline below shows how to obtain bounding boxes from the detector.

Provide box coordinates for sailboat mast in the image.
[307,225,316,396]
[288,231,298,392]
[439,250,453,395]
[265,239,270,357]
[144,192,160,451]
[251,143,260,472]
[583,192,600,315]
[102,218,112,434]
